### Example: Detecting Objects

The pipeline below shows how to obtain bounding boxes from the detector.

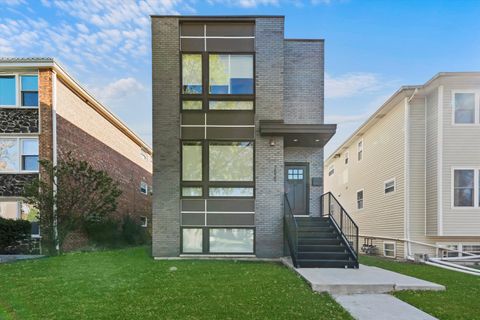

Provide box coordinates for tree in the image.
[24,153,122,255]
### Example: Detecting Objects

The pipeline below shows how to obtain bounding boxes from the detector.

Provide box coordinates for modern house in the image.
[151,15,360,268]
[0,58,152,249]
[325,72,480,259]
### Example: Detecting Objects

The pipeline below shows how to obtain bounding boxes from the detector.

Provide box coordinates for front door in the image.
[285,163,309,215]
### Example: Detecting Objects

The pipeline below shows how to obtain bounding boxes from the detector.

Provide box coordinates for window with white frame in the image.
[356,190,364,210]
[453,92,478,124]
[384,179,395,194]
[357,140,363,161]
[328,164,335,176]
[0,138,39,173]
[140,181,148,195]
[438,243,480,258]
[0,74,38,108]
[344,152,349,165]
[453,169,475,207]
[383,242,396,258]
[140,216,148,227]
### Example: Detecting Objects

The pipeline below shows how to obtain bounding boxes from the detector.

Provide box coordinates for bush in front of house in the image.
[83,214,149,249]
[24,152,123,256]
[0,217,32,254]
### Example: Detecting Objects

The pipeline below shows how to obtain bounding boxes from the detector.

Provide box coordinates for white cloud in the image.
[208,0,279,8]
[325,72,384,98]
[91,77,146,102]
[0,0,26,5]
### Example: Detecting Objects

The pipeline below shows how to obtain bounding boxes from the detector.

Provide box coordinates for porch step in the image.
[298,232,337,239]
[298,244,346,253]
[297,226,334,232]
[297,259,357,268]
[298,252,351,260]
[298,238,342,246]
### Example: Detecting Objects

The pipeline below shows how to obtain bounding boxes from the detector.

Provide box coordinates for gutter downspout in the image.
[404,88,418,259]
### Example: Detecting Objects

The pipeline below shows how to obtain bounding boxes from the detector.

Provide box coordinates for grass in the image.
[0,247,351,320]
[360,255,480,320]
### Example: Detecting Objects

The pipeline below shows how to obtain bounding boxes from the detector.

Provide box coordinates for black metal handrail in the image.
[284,194,298,267]
[320,192,359,262]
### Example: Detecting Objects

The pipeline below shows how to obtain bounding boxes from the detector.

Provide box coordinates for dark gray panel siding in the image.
[0,108,39,133]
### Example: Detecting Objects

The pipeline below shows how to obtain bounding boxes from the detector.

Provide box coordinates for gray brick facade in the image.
[151,16,329,258]
[151,17,181,257]
[254,17,286,257]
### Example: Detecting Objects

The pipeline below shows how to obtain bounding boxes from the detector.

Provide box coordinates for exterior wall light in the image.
[269,138,276,146]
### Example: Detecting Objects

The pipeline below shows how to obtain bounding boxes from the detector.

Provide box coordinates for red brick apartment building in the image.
[0,58,152,248]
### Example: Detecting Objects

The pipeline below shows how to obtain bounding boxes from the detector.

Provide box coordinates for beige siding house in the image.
[325,72,480,259]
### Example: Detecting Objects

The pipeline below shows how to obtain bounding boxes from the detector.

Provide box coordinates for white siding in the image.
[325,100,406,258]
[441,76,480,236]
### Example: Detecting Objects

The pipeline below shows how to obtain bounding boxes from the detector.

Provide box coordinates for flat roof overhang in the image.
[259,120,337,147]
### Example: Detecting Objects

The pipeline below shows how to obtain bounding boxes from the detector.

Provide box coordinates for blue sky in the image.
[1,0,479,156]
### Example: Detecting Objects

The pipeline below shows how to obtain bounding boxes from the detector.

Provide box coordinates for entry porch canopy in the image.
[259,120,336,147]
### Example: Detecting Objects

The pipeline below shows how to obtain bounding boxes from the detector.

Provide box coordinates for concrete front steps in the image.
[295,217,357,268]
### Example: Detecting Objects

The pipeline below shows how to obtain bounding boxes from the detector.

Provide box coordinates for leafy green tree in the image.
[24,153,122,255]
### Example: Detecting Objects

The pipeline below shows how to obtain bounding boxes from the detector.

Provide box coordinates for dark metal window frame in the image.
[181,139,255,199]
[180,51,255,113]
[180,226,256,255]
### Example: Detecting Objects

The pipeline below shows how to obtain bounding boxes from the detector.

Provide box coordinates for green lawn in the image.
[0,247,351,320]
[360,255,480,320]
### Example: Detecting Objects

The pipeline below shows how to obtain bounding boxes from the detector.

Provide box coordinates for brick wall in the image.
[151,17,181,257]
[284,40,324,124]
[254,17,286,258]
[38,69,53,168]
[57,115,152,226]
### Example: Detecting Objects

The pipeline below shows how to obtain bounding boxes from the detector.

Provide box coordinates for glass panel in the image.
[182,54,202,94]
[21,75,38,91]
[182,100,202,110]
[209,142,253,181]
[454,93,475,124]
[22,155,39,171]
[209,228,254,253]
[0,201,19,219]
[209,54,253,94]
[182,228,203,253]
[0,76,16,106]
[182,142,202,181]
[209,101,253,110]
[209,188,254,197]
[454,170,474,207]
[22,139,38,155]
[22,92,38,106]
[0,139,19,172]
[140,181,148,194]
[182,187,202,197]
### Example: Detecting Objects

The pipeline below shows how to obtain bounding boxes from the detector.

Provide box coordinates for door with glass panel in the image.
[285,164,309,215]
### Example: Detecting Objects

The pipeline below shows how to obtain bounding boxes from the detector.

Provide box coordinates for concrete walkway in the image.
[0,255,44,263]
[281,258,444,320]
[281,258,445,294]
[334,294,437,320]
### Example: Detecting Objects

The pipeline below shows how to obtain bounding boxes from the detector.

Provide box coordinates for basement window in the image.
[383,242,396,258]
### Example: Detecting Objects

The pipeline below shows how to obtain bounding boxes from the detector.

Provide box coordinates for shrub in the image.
[121,215,148,246]
[83,219,122,249]
[83,214,148,249]
[0,217,32,254]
